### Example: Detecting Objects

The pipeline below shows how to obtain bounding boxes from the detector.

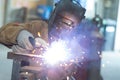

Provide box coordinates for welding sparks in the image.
[43,40,71,65]
[38,32,41,37]
[32,38,85,66]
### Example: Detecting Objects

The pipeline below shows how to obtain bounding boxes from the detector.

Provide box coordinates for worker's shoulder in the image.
[30,20,48,27]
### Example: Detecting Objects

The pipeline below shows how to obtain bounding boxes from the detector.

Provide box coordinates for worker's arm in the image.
[0,23,24,47]
[0,20,48,48]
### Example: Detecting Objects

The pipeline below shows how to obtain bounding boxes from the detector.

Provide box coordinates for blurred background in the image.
[0,0,120,80]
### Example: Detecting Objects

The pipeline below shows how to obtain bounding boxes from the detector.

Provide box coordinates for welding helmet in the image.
[48,0,86,42]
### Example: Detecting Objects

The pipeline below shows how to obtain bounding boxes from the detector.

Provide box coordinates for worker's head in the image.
[48,0,86,42]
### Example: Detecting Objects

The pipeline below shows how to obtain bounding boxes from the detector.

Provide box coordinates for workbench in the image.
[7,52,44,80]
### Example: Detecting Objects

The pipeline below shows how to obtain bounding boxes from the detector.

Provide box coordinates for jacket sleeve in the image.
[0,20,48,48]
[0,23,24,47]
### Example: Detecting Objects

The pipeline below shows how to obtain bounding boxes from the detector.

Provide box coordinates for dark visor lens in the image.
[56,14,76,30]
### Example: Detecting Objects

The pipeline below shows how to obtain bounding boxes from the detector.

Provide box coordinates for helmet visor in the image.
[54,12,80,32]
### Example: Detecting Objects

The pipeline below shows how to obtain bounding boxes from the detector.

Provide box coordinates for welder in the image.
[0,0,103,80]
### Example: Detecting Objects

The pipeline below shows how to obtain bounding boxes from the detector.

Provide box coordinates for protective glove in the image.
[12,30,48,53]
[12,45,32,53]
[35,37,48,49]
[12,30,35,53]
[17,30,35,50]
[17,31,49,49]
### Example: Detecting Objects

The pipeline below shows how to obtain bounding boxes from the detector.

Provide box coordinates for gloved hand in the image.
[17,30,35,50]
[12,30,35,53]
[12,30,48,53]
[32,37,48,54]
[35,37,48,48]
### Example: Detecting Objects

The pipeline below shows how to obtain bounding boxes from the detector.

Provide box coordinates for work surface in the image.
[7,52,43,60]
